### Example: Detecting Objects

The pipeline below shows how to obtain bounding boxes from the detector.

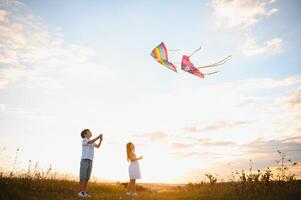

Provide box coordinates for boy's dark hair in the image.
[81,129,90,138]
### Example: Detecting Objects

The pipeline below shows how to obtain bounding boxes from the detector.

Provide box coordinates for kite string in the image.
[167,48,181,65]
[188,46,202,58]
[168,48,180,52]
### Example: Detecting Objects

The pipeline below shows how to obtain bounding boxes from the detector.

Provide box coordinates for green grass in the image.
[0,176,300,200]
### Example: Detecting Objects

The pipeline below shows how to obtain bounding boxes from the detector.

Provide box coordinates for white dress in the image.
[128,153,141,179]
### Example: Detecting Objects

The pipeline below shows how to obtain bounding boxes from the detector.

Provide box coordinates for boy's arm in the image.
[95,137,103,148]
[88,134,102,144]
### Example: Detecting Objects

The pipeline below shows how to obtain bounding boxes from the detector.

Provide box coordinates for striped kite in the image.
[150,42,177,72]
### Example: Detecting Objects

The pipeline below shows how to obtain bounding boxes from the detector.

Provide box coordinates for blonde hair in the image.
[126,142,134,162]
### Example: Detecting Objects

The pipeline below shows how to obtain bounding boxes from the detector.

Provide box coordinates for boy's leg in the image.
[83,160,92,192]
[79,181,85,192]
[83,181,88,192]
[79,159,85,192]
[79,159,89,193]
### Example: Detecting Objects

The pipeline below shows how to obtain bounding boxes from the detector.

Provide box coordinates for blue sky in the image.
[0,0,300,183]
[24,0,301,79]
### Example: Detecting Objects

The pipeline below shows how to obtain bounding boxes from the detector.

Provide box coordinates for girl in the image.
[126,142,143,196]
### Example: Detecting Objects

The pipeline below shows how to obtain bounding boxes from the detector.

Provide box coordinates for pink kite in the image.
[181,55,205,78]
[181,46,231,78]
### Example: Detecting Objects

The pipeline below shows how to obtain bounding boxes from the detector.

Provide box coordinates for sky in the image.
[0,0,301,183]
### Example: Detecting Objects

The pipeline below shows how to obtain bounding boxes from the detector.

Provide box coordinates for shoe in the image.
[126,192,131,196]
[84,192,91,198]
[77,192,86,198]
[132,193,138,196]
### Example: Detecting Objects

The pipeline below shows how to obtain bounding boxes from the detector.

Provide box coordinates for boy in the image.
[78,129,103,198]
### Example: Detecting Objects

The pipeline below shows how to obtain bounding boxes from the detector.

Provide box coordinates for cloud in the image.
[241,137,301,162]
[171,136,301,173]
[171,143,192,149]
[170,138,239,163]
[184,121,248,133]
[272,89,301,137]
[222,75,301,91]
[212,0,283,58]
[0,104,6,112]
[282,135,301,142]
[213,0,278,29]
[242,37,283,57]
[134,131,167,141]
[172,151,221,159]
[0,4,95,90]
[0,9,6,21]
[197,138,238,146]
[171,138,238,150]
[279,89,301,111]
[0,64,27,89]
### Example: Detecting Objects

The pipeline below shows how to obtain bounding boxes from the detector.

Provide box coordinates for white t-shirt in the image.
[81,138,96,160]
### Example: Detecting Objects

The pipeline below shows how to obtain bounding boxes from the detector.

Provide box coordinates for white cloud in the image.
[223,75,301,91]
[0,64,27,89]
[213,0,279,29]
[0,104,6,112]
[0,5,95,90]
[0,9,6,21]
[212,0,283,57]
[283,89,301,111]
[242,37,283,57]
[134,132,168,141]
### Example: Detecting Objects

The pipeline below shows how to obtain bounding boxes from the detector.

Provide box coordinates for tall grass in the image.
[0,148,300,200]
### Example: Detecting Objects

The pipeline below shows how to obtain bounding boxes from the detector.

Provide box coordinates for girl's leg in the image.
[132,179,136,193]
[128,179,135,193]
[127,180,131,192]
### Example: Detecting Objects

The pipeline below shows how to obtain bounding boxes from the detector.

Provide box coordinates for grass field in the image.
[0,176,300,200]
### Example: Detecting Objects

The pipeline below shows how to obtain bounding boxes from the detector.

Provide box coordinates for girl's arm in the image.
[129,154,143,162]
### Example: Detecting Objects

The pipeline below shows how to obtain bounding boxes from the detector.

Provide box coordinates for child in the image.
[126,142,143,196]
[78,129,103,198]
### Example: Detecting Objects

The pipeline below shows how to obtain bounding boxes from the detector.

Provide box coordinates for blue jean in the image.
[80,159,93,181]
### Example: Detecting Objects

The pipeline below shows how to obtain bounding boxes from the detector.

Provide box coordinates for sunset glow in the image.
[0,0,300,183]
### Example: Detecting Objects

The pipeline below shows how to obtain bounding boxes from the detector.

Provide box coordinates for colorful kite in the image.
[181,55,205,78]
[181,46,232,79]
[181,54,232,78]
[150,42,231,79]
[150,42,177,72]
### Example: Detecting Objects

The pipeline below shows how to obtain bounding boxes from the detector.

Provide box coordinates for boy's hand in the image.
[139,156,143,160]
[95,134,103,148]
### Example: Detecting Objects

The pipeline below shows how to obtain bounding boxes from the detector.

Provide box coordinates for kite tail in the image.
[197,55,232,69]
[188,46,202,58]
[204,71,219,76]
